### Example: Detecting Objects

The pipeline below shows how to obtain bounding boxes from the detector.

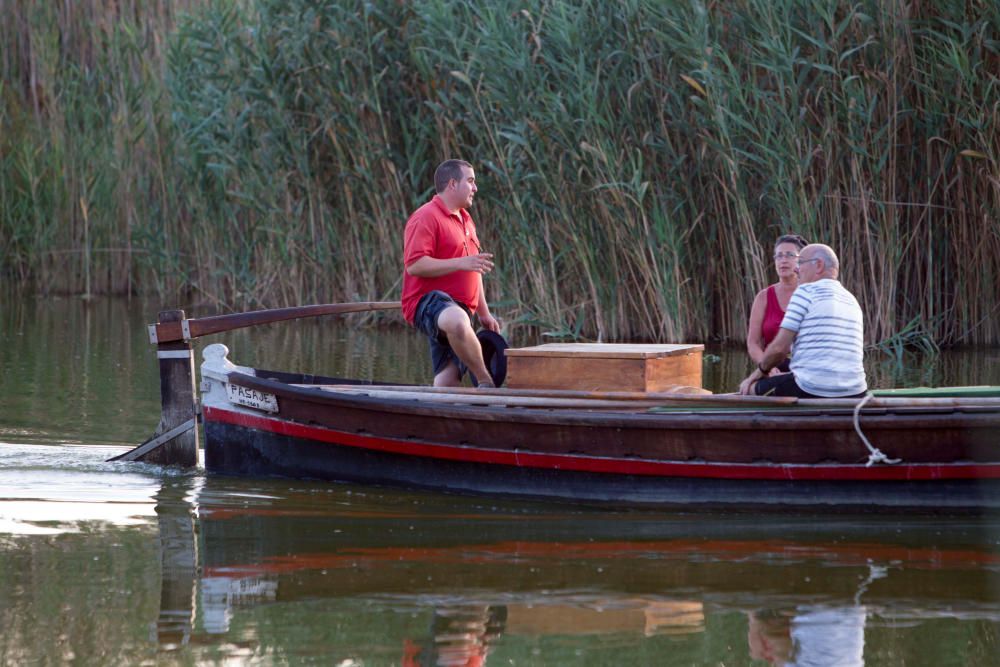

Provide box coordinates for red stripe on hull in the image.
[203,406,1000,482]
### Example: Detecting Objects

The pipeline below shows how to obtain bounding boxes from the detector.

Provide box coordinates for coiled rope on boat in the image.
[853,392,901,466]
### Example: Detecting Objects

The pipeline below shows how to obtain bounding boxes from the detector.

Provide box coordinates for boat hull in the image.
[191,346,1000,512]
[204,405,1000,512]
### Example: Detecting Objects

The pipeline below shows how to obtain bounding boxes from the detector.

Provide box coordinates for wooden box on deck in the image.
[504,343,705,392]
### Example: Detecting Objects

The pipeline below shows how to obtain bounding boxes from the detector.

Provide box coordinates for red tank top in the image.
[761,285,786,348]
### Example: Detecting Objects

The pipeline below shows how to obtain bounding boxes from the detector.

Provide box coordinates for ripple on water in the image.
[0,442,166,536]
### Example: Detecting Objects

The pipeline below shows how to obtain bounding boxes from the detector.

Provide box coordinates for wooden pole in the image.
[120,310,199,466]
[148,301,401,343]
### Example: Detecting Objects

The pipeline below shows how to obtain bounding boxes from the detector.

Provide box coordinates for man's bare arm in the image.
[406,253,494,277]
[758,328,796,372]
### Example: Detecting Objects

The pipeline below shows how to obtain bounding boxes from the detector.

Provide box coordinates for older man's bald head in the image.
[798,244,839,280]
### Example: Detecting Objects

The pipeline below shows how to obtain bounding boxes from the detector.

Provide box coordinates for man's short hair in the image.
[434,159,472,194]
[804,244,840,271]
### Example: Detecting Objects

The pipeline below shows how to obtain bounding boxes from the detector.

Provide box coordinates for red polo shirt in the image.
[401,195,482,324]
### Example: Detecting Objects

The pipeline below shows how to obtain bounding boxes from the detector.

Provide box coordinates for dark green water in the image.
[1,294,999,665]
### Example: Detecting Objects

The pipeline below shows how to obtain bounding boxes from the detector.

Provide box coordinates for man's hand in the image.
[743,329,796,393]
[479,313,501,333]
[460,252,494,274]
[739,368,763,395]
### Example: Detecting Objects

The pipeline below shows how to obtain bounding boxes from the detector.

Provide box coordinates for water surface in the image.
[1,294,999,665]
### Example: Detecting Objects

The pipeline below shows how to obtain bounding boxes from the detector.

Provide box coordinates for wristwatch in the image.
[758,362,770,374]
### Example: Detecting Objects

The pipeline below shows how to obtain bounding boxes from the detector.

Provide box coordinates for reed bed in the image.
[2,0,998,345]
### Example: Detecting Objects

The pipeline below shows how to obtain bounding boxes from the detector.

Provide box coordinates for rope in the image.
[853,392,901,466]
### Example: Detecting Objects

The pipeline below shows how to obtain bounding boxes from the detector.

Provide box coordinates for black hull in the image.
[204,421,1000,512]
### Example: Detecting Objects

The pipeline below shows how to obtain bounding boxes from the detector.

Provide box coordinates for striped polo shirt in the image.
[781,278,867,397]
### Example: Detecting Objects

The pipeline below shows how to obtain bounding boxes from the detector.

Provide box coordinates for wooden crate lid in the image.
[505,343,704,359]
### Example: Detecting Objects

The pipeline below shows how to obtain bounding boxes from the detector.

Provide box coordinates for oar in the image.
[149,301,401,343]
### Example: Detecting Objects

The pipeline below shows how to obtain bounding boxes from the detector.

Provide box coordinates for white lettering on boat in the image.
[226,383,278,413]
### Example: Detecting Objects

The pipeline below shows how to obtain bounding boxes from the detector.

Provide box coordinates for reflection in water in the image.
[749,605,867,667]
[398,599,706,666]
[403,605,507,667]
[749,608,795,664]
[143,475,1000,665]
[155,479,198,651]
[1,455,999,664]
[503,599,704,638]
[791,606,866,667]
[199,576,278,635]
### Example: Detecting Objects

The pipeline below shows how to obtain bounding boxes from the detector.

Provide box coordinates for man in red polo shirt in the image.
[402,159,501,387]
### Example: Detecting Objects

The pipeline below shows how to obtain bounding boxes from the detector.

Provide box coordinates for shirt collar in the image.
[431,194,468,222]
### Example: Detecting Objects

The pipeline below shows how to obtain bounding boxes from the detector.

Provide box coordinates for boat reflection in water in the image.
[154,476,1000,665]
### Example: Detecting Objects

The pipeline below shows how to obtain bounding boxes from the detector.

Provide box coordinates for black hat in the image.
[474,330,509,387]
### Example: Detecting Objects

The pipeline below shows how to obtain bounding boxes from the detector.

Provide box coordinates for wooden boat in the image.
[125,303,1000,512]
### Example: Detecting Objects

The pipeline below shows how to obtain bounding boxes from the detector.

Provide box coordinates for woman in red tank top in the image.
[746,234,807,373]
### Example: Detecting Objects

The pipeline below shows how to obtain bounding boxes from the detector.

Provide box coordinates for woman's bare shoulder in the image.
[752,284,776,302]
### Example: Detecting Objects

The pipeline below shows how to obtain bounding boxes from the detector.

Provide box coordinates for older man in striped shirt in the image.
[739,244,868,398]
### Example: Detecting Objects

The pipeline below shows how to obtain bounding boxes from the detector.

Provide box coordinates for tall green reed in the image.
[0,0,194,296]
[2,0,998,348]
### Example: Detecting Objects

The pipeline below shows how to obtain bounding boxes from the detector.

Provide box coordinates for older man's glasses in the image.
[773,251,799,260]
[797,257,820,267]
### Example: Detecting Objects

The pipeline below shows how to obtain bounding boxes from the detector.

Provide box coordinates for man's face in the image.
[795,251,822,283]
[451,166,477,209]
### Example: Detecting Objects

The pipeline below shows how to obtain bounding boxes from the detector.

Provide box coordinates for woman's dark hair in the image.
[774,234,807,250]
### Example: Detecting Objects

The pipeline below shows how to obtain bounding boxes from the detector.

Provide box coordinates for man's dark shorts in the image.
[754,372,866,399]
[413,290,472,377]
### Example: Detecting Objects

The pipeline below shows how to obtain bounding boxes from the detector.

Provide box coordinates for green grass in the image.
[2,0,998,347]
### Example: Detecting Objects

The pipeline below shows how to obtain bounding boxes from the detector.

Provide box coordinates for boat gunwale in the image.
[225,371,1000,431]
